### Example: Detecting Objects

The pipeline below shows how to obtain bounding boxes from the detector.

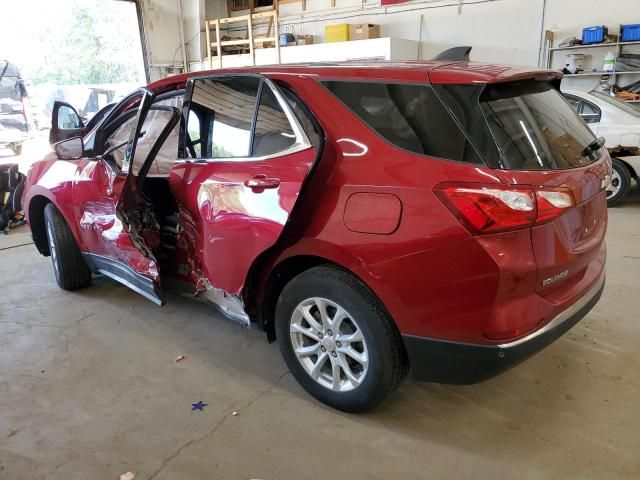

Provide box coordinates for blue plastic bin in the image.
[621,24,640,42]
[582,25,608,45]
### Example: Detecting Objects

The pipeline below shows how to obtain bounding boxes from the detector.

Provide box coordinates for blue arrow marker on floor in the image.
[191,401,208,411]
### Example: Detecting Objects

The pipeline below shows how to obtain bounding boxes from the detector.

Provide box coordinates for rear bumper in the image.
[402,273,605,384]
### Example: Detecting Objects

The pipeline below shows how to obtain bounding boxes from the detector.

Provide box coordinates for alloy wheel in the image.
[606,169,622,200]
[46,221,59,278]
[289,297,369,392]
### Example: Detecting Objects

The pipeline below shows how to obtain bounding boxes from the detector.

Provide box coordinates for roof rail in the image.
[432,46,472,61]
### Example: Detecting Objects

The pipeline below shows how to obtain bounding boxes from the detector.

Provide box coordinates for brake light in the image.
[435,183,575,235]
[536,188,574,223]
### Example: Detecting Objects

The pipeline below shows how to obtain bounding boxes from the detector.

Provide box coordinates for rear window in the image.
[322,80,483,164]
[479,81,597,170]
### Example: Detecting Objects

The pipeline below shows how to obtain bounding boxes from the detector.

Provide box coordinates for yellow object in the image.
[325,24,350,43]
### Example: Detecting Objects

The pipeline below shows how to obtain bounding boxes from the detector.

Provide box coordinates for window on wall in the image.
[188,76,261,158]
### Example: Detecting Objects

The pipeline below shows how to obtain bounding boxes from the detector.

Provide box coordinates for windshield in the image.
[591,91,640,116]
[479,81,598,170]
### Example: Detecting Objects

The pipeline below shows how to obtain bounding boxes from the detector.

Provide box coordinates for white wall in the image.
[140,0,204,81]
[142,0,640,87]
[275,0,542,65]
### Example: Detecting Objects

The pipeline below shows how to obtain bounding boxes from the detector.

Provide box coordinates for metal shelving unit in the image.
[563,70,640,77]
[543,29,640,103]
[548,40,640,51]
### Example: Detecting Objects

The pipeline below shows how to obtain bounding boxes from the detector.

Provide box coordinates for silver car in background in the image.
[563,88,640,205]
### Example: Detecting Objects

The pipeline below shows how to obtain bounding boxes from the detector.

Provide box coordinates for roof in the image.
[147,61,562,92]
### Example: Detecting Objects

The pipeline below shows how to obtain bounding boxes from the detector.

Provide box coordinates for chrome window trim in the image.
[173,141,313,164]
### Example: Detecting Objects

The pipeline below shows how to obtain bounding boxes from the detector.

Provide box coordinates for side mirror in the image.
[54,136,84,160]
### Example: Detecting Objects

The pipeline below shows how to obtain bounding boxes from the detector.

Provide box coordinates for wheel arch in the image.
[245,241,376,342]
[28,194,52,256]
[613,156,638,179]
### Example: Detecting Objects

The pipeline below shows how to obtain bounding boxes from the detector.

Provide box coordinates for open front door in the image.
[81,89,180,305]
[169,75,320,322]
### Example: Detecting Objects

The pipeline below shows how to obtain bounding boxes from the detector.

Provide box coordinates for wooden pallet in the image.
[205,10,280,69]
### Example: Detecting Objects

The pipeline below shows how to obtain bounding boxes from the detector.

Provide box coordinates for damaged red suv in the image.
[23,61,608,412]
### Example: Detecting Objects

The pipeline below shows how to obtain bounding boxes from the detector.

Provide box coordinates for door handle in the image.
[244,174,280,191]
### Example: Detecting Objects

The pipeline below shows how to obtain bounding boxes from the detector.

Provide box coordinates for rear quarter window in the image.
[322,80,483,164]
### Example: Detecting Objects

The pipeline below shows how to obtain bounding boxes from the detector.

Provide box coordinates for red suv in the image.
[23,62,608,412]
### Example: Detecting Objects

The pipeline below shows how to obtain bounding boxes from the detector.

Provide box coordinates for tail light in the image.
[536,189,574,222]
[435,183,575,235]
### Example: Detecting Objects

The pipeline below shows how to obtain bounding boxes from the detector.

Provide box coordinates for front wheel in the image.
[606,159,632,207]
[44,203,91,290]
[275,266,407,412]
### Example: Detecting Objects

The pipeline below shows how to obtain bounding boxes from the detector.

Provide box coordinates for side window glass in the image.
[564,95,581,113]
[142,95,182,177]
[105,115,136,168]
[252,85,296,156]
[580,101,601,124]
[104,95,182,174]
[186,110,202,158]
[58,105,82,129]
[323,80,482,164]
[189,77,260,158]
[281,86,321,150]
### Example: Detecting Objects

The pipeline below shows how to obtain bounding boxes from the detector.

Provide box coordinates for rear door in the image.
[169,74,318,321]
[478,81,608,295]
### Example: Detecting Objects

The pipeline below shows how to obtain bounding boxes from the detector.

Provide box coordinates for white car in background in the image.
[563,88,640,206]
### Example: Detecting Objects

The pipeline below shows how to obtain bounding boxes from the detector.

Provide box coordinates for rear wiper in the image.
[581,137,606,158]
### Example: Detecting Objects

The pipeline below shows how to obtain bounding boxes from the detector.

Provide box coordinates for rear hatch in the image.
[433,74,608,298]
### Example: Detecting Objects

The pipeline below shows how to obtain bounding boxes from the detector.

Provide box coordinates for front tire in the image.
[607,159,632,207]
[44,203,91,290]
[275,266,407,412]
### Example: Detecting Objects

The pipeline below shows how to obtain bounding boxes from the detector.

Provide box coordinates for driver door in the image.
[72,90,180,305]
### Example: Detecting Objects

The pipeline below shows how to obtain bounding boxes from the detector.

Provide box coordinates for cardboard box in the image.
[325,24,350,43]
[296,35,314,45]
[349,24,380,41]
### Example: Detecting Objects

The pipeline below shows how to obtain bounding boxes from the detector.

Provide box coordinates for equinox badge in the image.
[543,270,569,287]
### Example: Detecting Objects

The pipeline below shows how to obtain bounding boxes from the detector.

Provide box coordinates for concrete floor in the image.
[1,195,639,480]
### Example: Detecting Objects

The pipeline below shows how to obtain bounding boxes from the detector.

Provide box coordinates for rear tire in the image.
[44,203,91,290]
[607,159,631,207]
[275,266,407,412]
